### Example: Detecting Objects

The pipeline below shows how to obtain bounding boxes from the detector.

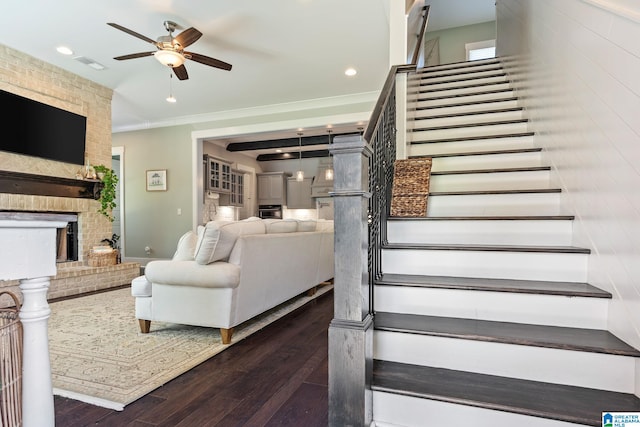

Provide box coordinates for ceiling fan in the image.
[107,20,232,80]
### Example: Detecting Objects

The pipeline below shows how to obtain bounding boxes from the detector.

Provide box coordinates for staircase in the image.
[371,58,640,426]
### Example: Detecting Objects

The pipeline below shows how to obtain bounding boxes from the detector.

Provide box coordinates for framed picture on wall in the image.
[146,169,167,191]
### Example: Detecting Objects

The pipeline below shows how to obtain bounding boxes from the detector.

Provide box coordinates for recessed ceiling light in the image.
[276,149,283,153]
[166,96,177,103]
[56,46,74,55]
[345,68,357,77]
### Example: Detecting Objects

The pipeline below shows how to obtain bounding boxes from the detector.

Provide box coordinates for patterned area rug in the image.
[49,285,333,410]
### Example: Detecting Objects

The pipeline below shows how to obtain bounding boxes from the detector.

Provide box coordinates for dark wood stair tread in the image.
[374,312,638,356]
[415,96,519,111]
[383,243,590,254]
[414,106,524,120]
[415,80,511,95]
[415,87,514,102]
[411,118,528,133]
[411,131,535,145]
[388,215,575,221]
[375,273,609,298]
[410,147,542,158]
[372,360,640,426]
[412,72,507,87]
[417,59,501,74]
[414,65,503,80]
[429,187,560,196]
[430,166,550,175]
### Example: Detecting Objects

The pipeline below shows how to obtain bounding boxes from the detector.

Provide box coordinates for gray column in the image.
[328,134,374,427]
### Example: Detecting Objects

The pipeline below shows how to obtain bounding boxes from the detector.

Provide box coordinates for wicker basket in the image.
[88,249,118,267]
[0,291,22,427]
[390,158,432,217]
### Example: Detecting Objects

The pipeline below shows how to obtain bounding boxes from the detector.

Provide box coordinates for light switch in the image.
[177,208,182,215]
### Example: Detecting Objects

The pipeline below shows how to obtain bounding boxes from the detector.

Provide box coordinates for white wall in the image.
[496,0,640,357]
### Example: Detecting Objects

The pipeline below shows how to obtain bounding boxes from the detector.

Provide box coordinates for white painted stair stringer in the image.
[374,331,635,392]
[374,285,608,329]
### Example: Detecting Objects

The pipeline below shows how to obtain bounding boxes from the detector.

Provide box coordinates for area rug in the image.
[48,285,332,410]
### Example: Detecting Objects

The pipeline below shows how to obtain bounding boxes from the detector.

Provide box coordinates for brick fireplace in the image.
[0,44,139,306]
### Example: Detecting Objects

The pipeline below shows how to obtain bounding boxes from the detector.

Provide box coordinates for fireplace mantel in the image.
[0,170,103,199]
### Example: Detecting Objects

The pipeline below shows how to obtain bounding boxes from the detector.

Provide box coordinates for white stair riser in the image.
[411,67,504,84]
[430,170,551,192]
[430,151,543,171]
[382,249,588,282]
[419,82,512,99]
[373,392,590,427]
[414,91,515,108]
[416,59,501,75]
[408,75,509,92]
[409,135,535,156]
[374,286,608,329]
[411,99,521,118]
[374,332,635,393]
[387,219,573,246]
[412,121,529,141]
[412,109,524,127]
[427,192,562,216]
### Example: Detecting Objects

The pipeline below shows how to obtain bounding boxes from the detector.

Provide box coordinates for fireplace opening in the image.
[56,220,78,263]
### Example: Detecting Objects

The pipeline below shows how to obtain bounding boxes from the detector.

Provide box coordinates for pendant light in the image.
[295,132,304,181]
[325,129,334,181]
[166,73,177,103]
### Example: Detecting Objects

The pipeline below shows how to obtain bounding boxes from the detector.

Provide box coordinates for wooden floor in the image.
[54,289,334,427]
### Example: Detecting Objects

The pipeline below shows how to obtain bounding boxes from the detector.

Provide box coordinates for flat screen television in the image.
[1,89,87,166]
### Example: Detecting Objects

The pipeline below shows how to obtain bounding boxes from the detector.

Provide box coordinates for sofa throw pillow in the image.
[194,219,266,264]
[172,230,198,261]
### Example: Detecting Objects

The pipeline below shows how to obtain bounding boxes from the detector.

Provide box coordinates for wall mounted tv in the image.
[1,89,87,166]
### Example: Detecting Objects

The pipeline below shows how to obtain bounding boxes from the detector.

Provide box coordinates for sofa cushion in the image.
[316,219,334,232]
[264,219,298,233]
[145,260,241,288]
[297,220,317,232]
[172,230,198,261]
[194,219,266,264]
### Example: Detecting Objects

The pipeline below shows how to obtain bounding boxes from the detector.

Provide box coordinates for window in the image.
[465,39,496,61]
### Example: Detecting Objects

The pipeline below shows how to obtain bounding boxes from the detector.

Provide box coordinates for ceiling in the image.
[2,0,495,154]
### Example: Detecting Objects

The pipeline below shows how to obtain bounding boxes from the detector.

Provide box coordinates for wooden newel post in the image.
[328,134,374,427]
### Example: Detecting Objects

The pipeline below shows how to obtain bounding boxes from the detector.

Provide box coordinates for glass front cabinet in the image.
[204,155,232,194]
[229,170,244,206]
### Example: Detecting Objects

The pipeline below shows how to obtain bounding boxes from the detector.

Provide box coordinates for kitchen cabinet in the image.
[229,170,244,206]
[257,172,289,205]
[204,155,232,194]
[286,177,314,209]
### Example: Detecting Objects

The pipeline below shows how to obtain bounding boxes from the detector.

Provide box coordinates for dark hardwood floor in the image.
[54,289,334,427]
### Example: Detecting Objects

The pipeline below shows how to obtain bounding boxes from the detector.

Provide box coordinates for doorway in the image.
[112,146,124,257]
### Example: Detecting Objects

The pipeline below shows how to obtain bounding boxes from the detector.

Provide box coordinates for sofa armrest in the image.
[144,260,241,288]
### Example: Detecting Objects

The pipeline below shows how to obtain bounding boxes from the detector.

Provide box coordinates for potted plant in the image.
[93,165,118,222]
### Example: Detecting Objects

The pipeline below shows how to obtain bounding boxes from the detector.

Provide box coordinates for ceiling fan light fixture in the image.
[154,50,185,67]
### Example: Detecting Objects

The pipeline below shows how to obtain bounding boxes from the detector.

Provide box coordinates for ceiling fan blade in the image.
[113,52,156,61]
[107,23,157,45]
[174,27,202,48]
[186,52,232,71]
[173,65,189,80]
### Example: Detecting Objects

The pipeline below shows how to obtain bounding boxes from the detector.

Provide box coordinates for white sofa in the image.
[131,217,334,344]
